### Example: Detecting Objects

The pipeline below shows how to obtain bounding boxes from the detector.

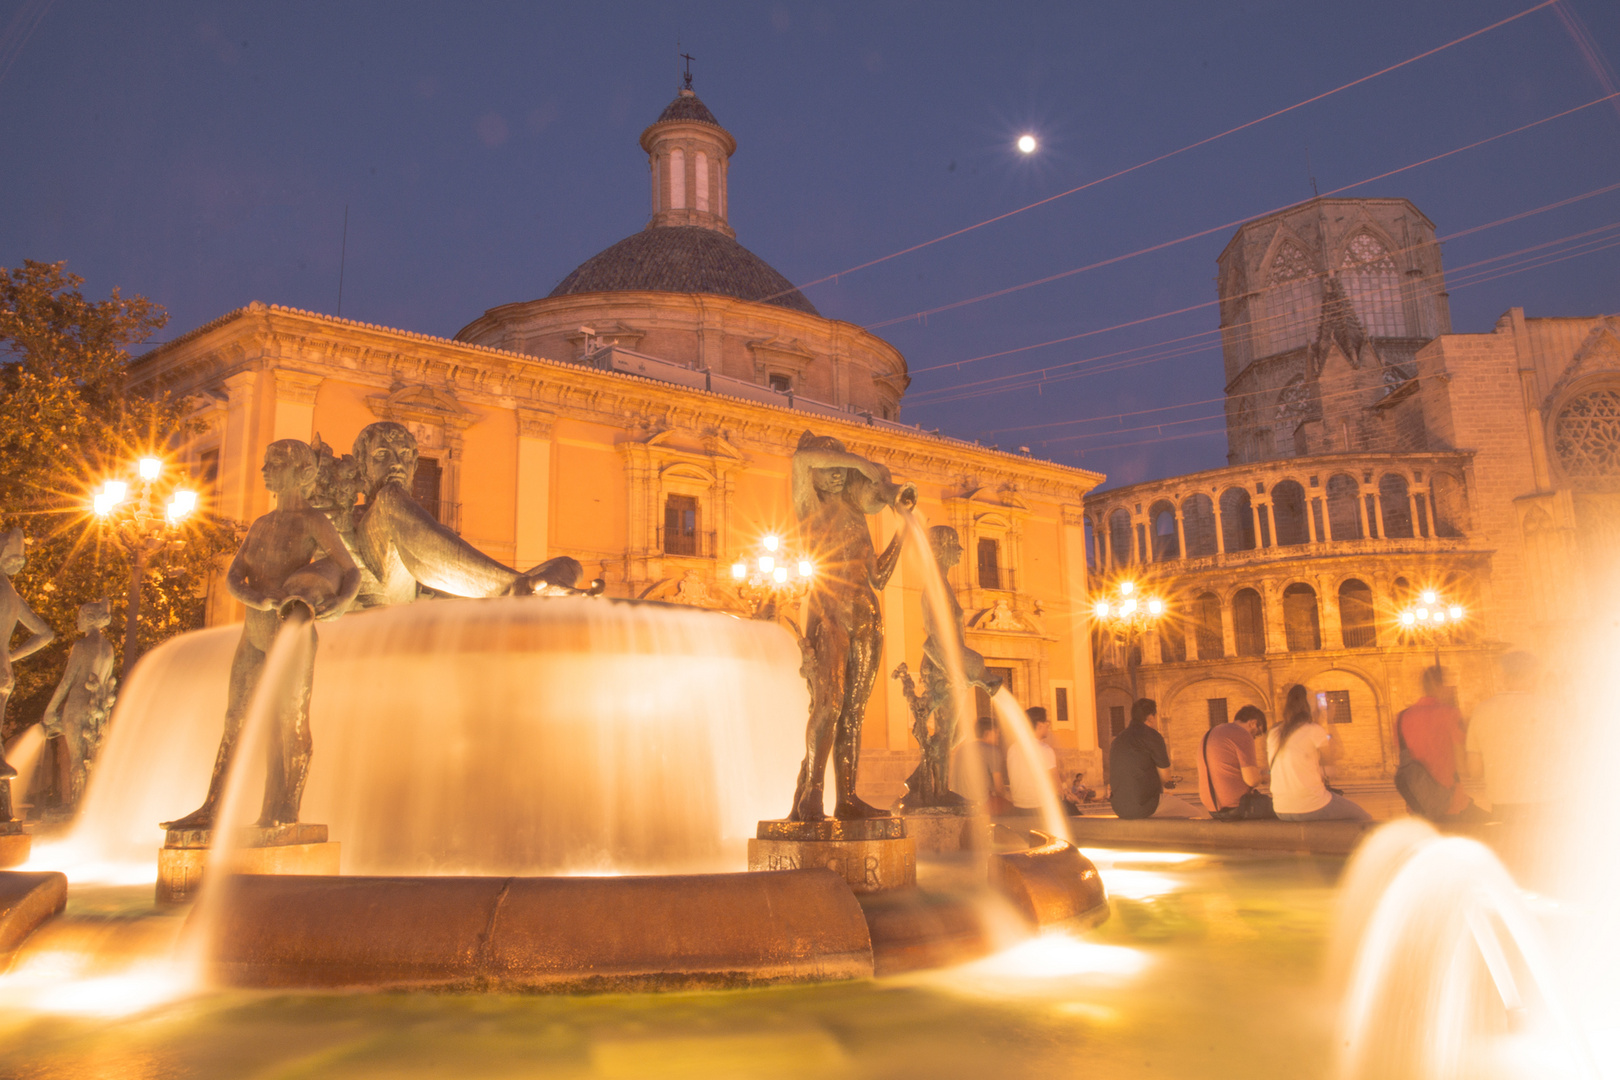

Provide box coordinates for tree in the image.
[1,260,235,755]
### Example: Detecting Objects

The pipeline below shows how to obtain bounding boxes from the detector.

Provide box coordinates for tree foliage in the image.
[1,260,235,743]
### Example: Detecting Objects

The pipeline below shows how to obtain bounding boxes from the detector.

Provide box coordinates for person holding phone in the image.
[1267,684,1371,822]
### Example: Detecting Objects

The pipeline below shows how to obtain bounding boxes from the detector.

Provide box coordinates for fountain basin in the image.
[992,831,1109,930]
[0,871,67,958]
[203,868,874,991]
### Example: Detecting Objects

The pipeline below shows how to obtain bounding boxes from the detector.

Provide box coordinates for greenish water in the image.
[0,852,1345,1080]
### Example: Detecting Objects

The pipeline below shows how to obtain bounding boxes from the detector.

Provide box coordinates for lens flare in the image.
[1017,134,1037,154]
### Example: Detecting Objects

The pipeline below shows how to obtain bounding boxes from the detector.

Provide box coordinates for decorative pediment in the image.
[953,485,1031,515]
[968,598,1035,634]
[746,337,817,380]
[367,384,478,432]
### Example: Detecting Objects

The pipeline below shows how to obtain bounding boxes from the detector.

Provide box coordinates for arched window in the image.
[1194,592,1223,659]
[1339,233,1406,337]
[669,148,686,209]
[1339,579,1376,648]
[1109,508,1134,565]
[1553,387,1620,481]
[1150,499,1179,559]
[1430,473,1467,537]
[1260,242,1317,355]
[695,151,710,212]
[1271,480,1309,546]
[1326,474,1363,541]
[1160,624,1186,663]
[1232,588,1265,656]
[1181,493,1218,557]
[1219,488,1256,552]
[1379,474,1415,539]
[1282,583,1321,651]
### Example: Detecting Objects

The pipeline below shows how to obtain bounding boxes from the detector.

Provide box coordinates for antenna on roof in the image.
[681,50,695,91]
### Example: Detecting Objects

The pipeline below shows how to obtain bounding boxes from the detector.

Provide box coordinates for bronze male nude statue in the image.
[789,431,916,822]
[163,439,361,830]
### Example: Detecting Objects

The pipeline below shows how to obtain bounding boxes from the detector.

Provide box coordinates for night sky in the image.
[3,1,1618,491]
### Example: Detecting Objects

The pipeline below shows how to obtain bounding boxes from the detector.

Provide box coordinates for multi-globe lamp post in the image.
[1397,587,1467,666]
[90,455,200,670]
[730,533,814,621]
[1091,579,1166,695]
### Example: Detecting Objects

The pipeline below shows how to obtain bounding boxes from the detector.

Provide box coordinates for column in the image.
[1356,485,1372,539]
[1254,500,1271,549]
[1261,580,1288,654]
[1319,574,1344,650]
[1369,492,1384,539]
[1060,507,1100,756]
[1174,507,1187,561]
[1213,493,1227,555]
[217,370,261,524]
[1412,486,1431,537]
[269,370,324,443]
[1307,498,1321,544]
[1219,596,1236,658]
[514,407,555,570]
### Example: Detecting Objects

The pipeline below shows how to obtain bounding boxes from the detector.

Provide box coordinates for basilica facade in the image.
[1084,195,1620,784]
[130,85,1107,806]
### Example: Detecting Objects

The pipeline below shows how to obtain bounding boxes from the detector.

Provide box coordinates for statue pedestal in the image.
[157,822,340,905]
[747,818,916,894]
[899,805,980,854]
[0,822,29,869]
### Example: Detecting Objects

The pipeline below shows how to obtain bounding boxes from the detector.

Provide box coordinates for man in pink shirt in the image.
[1198,705,1268,815]
[1397,665,1485,821]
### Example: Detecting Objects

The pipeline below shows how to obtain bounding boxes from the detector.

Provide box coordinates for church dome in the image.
[547,226,819,316]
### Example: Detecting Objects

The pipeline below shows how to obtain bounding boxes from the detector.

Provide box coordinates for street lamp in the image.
[1091,577,1167,694]
[730,532,815,621]
[89,455,200,671]
[1397,587,1467,666]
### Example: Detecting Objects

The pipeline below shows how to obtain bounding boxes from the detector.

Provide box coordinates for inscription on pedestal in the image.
[749,818,916,894]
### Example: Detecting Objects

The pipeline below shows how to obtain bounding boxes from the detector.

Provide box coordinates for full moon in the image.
[1017,134,1037,154]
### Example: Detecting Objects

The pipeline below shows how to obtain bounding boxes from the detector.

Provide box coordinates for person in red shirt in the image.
[1396,665,1487,821]
[1197,705,1267,815]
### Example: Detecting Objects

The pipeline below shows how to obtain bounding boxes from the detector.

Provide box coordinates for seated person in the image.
[1269,685,1372,822]
[1396,665,1489,823]
[1006,707,1058,816]
[1108,698,1206,819]
[1197,705,1271,818]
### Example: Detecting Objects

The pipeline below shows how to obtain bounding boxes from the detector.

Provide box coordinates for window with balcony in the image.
[977,537,1002,589]
[663,493,701,556]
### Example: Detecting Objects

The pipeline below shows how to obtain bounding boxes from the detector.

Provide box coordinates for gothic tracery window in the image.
[1339,233,1406,337]
[1262,243,1316,354]
[1554,387,1620,479]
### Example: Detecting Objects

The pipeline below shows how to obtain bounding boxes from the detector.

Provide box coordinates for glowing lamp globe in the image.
[730,561,747,580]
[797,560,813,578]
[103,480,128,504]
[763,535,780,552]
[138,457,163,481]
[1017,134,1037,154]
[758,555,775,574]
[1146,598,1165,617]
[1093,600,1110,619]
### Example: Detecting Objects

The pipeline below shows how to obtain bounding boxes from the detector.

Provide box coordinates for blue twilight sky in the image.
[3,0,1618,490]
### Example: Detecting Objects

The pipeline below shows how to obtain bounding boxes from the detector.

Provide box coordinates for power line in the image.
[909,218,1620,413]
[907,174,1620,381]
[760,0,1562,306]
[866,89,1620,332]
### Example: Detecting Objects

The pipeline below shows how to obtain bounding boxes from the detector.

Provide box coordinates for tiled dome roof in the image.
[655,91,721,127]
[548,226,819,315]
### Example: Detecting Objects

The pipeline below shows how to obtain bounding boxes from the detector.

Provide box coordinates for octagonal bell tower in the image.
[641,77,737,238]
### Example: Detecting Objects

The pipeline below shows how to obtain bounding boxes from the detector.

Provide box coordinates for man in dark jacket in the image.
[1109,698,1204,819]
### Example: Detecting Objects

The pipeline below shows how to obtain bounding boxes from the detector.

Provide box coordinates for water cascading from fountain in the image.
[5,724,46,812]
[51,596,808,880]
[895,507,1072,847]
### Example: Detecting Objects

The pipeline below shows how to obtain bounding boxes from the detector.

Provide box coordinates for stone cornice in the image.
[130,303,1103,502]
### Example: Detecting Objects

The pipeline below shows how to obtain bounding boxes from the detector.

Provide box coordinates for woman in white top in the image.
[1267,685,1371,822]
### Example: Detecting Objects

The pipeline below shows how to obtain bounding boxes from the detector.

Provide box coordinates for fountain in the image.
[1,431,1105,1001]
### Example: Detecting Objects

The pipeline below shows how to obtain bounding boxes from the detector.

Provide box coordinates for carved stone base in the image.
[0,831,30,869]
[748,818,915,894]
[156,823,339,905]
[900,806,979,854]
